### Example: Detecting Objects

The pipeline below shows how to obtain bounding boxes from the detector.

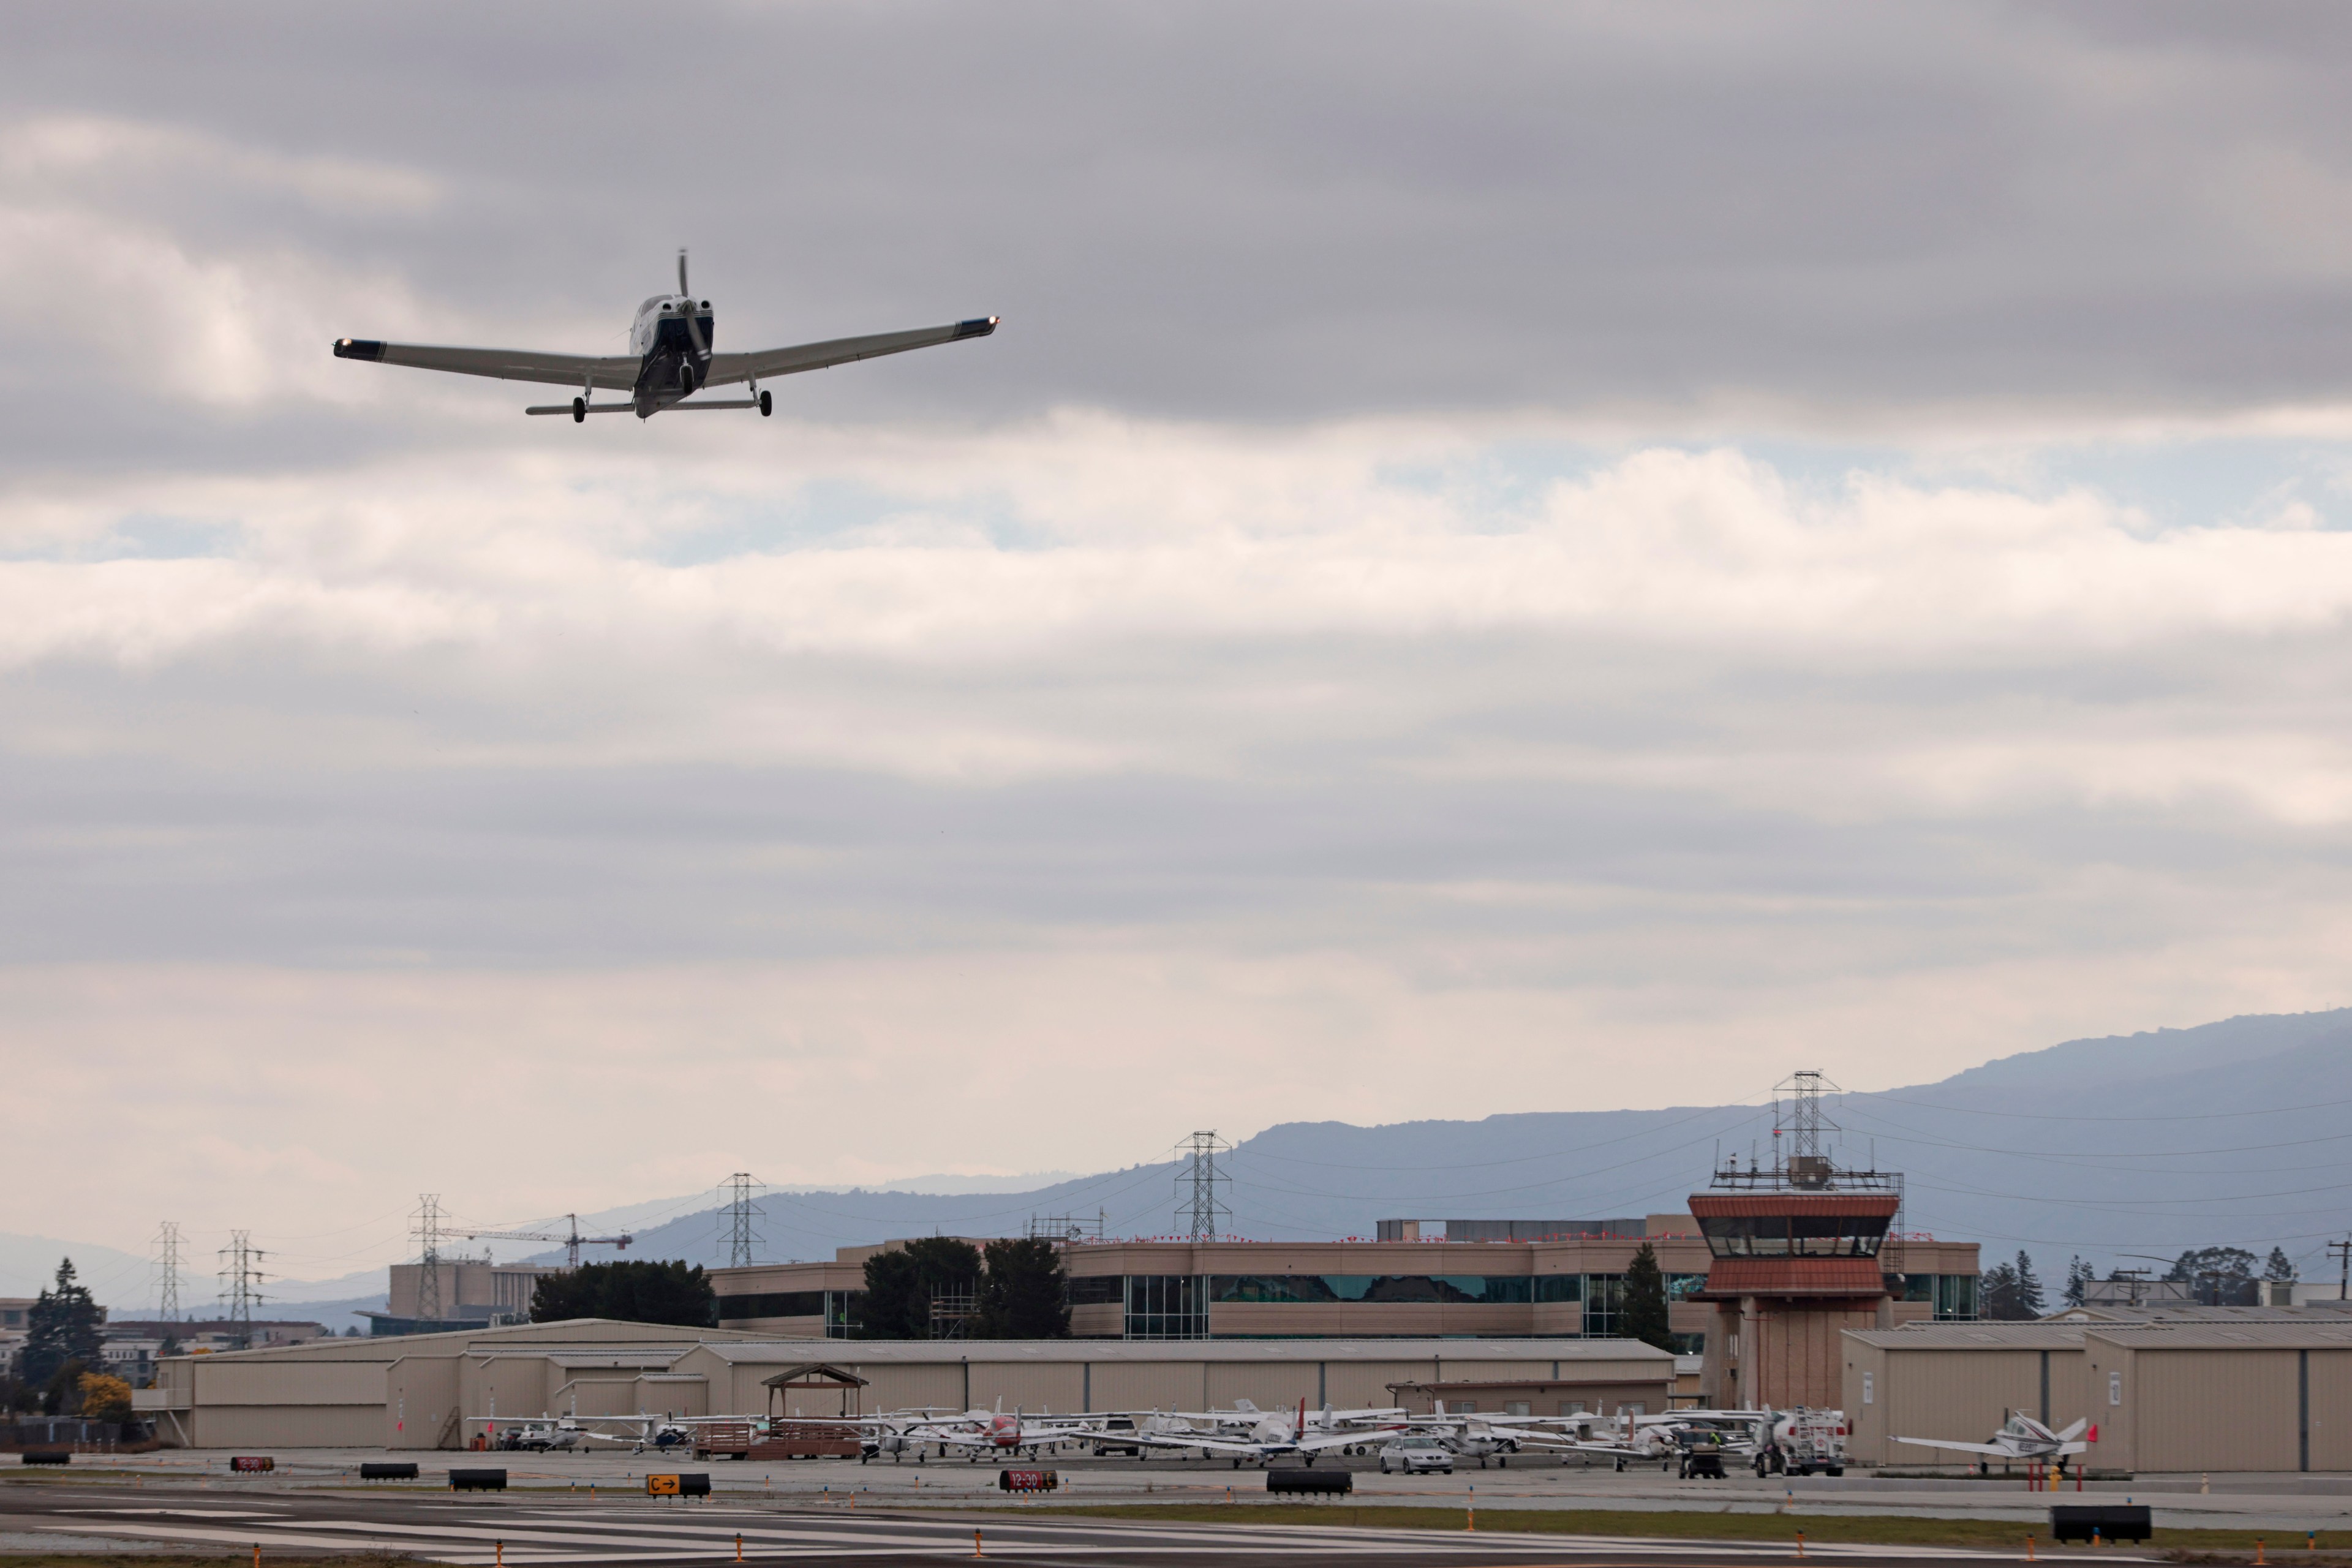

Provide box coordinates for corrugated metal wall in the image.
[841,1364,968,1414]
[195,1404,384,1447]
[1205,1361,1319,1411]
[2309,1350,2352,1471]
[1882,1348,2042,1461]
[2136,1350,2299,1473]
[385,1354,460,1449]
[197,1358,386,1406]
[1090,1360,1208,1413]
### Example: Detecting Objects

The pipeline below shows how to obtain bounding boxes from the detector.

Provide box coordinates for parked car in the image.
[1379,1437,1455,1474]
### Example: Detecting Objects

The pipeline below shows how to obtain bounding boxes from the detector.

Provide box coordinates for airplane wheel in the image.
[572,398,585,423]
[759,390,772,417]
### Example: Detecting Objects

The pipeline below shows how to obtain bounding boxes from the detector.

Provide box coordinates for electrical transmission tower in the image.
[217,1231,265,1344]
[720,1172,764,1268]
[1174,1131,1232,1241]
[412,1194,445,1323]
[153,1221,184,1321]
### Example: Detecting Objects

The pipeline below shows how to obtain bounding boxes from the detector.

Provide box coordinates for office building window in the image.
[1127,1275,1209,1339]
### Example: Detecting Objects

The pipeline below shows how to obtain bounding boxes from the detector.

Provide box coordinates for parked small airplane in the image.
[1127,1398,1404,1468]
[472,1416,587,1452]
[333,250,997,421]
[889,1403,1101,1460]
[1894,1414,2093,1470]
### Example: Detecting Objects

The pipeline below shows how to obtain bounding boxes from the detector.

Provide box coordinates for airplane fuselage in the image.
[628,293,715,416]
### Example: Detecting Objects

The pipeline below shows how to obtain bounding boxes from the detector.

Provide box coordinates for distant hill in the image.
[521,1007,2352,1288]
[62,1007,2349,1314]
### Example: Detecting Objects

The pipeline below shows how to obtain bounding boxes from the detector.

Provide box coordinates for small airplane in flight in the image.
[1894,1414,2093,1471]
[334,250,997,421]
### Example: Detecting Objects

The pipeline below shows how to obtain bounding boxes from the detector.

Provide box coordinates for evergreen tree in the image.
[1979,1262,2022,1321]
[853,1238,982,1340]
[23,1259,105,1385]
[2013,1251,2046,1317]
[2265,1247,2297,1283]
[527,1259,715,1326]
[971,1238,1072,1339]
[2063,1255,2094,1308]
[1619,1242,1675,1352]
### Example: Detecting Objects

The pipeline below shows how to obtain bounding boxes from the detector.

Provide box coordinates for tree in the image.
[2266,1248,2297,1283]
[1618,1242,1674,1352]
[528,1260,716,1327]
[77,1371,134,1423]
[854,1238,982,1340]
[2063,1255,2094,1308]
[2013,1251,2046,1318]
[1980,1262,2023,1321]
[23,1259,105,1386]
[2168,1246,2260,1305]
[41,1359,89,1415]
[971,1238,1071,1340]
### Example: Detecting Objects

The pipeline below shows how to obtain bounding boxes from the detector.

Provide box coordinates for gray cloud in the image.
[7,5,2352,1251]
[8,1,2352,467]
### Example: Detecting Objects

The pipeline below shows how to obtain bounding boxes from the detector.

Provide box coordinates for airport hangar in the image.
[137,1320,1675,1450]
[1843,1312,2352,1473]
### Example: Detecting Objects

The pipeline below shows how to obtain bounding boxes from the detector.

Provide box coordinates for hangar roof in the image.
[2087,1322,2352,1349]
[692,1337,1670,1365]
[1847,1323,2090,1348]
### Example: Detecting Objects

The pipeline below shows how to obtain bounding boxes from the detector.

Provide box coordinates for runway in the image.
[0,1479,2132,1568]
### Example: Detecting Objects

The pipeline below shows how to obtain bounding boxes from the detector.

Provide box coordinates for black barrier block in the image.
[361,1462,420,1480]
[1267,1468,1351,1494]
[2051,1506,2152,1544]
[20,1452,70,1466]
[450,1468,508,1491]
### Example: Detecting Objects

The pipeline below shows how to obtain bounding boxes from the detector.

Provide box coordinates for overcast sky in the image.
[7,2,2352,1292]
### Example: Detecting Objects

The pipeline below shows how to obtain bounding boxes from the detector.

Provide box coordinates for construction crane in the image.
[458,1215,634,1270]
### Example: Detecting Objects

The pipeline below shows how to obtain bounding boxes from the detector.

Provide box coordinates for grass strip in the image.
[985,1502,2348,1559]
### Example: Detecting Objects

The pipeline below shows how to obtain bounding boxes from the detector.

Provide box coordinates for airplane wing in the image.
[1127,1430,1279,1457]
[702,318,999,387]
[333,339,643,390]
[1296,1427,1397,1453]
[1892,1436,2015,1457]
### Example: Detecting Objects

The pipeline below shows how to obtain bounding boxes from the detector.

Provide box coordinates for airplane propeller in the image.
[676,248,708,360]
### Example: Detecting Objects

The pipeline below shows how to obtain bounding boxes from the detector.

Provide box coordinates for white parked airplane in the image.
[1128,1398,1403,1468]
[1894,1414,2092,1469]
[334,250,997,421]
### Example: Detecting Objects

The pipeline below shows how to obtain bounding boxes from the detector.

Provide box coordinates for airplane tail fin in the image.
[2055,1417,2089,1442]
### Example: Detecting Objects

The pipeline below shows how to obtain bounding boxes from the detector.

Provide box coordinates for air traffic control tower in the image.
[1691,1071,1903,1411]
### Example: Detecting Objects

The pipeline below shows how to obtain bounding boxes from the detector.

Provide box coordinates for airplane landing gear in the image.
[572,397,585,423]
[759,389,772,417]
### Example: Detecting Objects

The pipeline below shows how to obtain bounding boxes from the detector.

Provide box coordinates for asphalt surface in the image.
[0,1474,2138,1568]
